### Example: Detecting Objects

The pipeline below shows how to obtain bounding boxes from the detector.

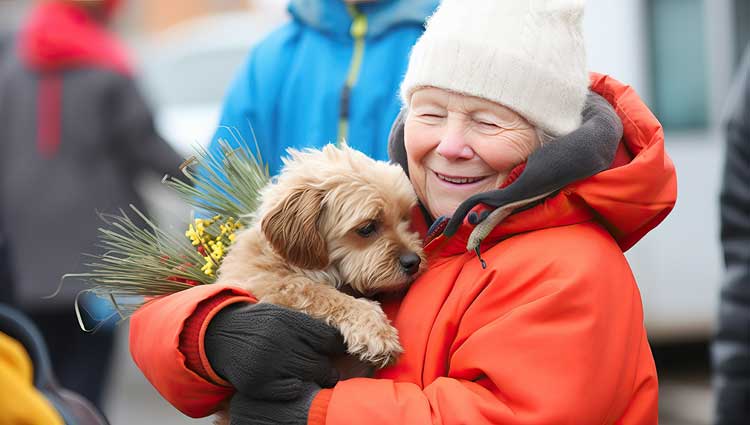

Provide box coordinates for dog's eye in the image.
[356,221,378,238]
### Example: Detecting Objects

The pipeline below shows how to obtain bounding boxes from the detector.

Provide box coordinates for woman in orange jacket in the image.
[129,0,676,423]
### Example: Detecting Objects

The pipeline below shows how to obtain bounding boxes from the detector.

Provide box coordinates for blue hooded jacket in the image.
[208,0,438,175]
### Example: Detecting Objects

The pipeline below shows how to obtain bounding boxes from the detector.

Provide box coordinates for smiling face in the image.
[404,87,541,219]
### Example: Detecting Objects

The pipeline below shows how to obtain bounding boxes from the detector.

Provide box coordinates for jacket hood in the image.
[565,73,677,251]
[18,2,131,75]
[391,73,677,257]
[288,0,437,39]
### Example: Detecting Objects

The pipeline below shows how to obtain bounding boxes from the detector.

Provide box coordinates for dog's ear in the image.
[261,186,329,269]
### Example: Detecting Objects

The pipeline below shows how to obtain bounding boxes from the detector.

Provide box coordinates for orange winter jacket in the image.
[130,74,676,424]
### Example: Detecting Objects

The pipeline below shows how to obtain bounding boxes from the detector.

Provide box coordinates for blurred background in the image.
[0,0,746,424]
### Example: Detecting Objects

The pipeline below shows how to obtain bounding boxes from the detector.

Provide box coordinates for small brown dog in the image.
[215,144,425,368]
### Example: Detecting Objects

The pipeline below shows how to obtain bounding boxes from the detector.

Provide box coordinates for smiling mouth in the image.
[434,172,488,185]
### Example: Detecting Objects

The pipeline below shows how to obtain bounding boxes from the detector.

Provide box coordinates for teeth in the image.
[437,173,483,184]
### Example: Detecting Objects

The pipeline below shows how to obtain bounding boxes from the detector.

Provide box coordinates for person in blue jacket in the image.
[209,0,438,175]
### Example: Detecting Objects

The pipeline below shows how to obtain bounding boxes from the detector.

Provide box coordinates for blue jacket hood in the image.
[289,0,436,38]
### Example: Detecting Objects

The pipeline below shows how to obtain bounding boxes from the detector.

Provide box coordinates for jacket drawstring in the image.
[467,192,553,269]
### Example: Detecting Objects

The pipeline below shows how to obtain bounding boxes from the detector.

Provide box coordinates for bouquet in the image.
[64,138,270,325]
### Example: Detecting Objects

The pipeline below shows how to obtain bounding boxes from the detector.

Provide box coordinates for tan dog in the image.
[215,144,425,368]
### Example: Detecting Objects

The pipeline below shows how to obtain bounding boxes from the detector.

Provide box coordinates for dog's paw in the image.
[339,299,403,369]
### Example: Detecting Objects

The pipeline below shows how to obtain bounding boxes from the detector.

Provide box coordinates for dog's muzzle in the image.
[399,252,422,276]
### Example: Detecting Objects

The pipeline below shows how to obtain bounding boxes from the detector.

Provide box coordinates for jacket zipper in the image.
[337,5,368,145]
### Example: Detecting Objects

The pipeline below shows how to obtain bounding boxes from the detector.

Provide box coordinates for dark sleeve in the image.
[716,44,750,425]
[109,76,184,178]
[0,34,12,303]
[0,33,12,99]
[0,235,13,304]
[0,32,11,59]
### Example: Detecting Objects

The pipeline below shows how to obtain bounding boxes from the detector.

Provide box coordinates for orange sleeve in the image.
[308,388,333,425]
[321,239,658,424]
[129,284,256,418]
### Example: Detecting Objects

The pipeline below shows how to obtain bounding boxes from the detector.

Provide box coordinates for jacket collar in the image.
[288,0,437,39]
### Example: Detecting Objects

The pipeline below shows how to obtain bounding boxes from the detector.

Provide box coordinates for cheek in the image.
[404,123,436,200]
[474,131,539,172]
[476,145,523,172]
[404,122,437,166]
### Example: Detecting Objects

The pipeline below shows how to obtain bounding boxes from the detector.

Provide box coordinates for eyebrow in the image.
[412,96,447,108]
[413,93,516,119]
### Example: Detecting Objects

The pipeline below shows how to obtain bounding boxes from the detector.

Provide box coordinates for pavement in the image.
[102,325,714,425]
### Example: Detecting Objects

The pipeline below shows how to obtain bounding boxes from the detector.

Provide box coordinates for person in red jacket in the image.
[129,0,677,423]
[1,0,182,408]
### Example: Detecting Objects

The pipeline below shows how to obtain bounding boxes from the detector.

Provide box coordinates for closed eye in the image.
[418,113,446,124]
[474,119,503,134]
[477,119,500,129]
[412,107,447,123]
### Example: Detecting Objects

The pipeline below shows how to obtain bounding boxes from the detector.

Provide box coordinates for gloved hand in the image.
[228,382,320,425]
[205,302,346,400]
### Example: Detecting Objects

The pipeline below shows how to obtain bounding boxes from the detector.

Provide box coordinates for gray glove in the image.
[228,382,320,425]
[205,303,346,400]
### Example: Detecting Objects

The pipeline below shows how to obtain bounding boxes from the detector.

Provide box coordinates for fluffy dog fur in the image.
[215,144,425,368]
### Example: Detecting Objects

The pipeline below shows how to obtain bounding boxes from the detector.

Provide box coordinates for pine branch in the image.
[71,136,269,317]
[63,206,210,313]
[164,138,270,221]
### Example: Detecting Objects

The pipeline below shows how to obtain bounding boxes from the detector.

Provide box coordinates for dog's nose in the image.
[399,252,422,275]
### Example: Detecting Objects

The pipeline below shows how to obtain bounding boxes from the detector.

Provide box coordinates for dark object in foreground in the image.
[0,303,110,425]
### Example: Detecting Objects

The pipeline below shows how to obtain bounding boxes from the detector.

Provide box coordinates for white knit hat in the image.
[400,0,589,136]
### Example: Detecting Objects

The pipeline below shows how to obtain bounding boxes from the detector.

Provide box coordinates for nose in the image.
[436,124,474,160]
[399,252,422,275]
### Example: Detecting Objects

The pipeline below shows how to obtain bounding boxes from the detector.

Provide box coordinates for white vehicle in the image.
[581,0,744,343]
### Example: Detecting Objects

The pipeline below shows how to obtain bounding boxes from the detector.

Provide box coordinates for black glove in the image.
[205,302,346,400]
[228,382,320,425]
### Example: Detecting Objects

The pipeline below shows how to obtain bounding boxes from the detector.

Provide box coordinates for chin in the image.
[427,200,462,219]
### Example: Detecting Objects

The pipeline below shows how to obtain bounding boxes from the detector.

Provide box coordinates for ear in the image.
[261,186,329,269]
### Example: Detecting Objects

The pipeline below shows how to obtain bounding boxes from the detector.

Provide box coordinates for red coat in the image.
[130,74,676,424]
